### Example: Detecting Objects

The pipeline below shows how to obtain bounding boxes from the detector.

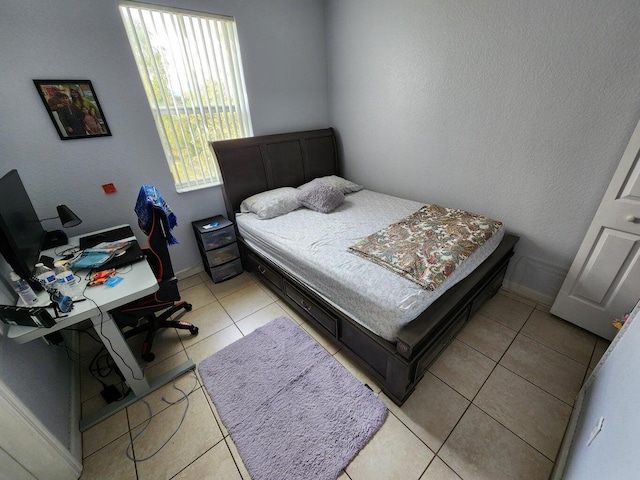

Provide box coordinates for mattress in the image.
[237,189,505,341]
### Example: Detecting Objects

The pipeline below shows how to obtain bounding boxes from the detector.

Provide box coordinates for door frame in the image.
[0,377,82,480]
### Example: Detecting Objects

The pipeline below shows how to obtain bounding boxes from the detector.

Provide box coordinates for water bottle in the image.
[9,271,38,304]
[35,263,57,291]
[54,261,81,299]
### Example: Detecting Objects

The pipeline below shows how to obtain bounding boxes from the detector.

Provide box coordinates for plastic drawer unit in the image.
[192,215,243,283]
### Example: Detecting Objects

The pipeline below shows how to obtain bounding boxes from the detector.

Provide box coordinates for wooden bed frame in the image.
[211,128,519,405]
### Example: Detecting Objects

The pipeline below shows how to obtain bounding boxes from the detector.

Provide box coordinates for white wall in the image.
[2,1,638,475]
[0,0,328,275]
[558,302,640,479]
[325,0,640,304]
[0,0,328,466]
[0,271,73,450]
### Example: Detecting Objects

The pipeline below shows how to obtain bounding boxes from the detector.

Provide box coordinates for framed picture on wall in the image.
[33,80,111,140]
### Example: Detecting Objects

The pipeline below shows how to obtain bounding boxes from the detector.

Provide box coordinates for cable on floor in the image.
[126,372,199,462]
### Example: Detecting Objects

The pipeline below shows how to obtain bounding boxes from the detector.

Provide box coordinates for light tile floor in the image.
[77,272,609,480]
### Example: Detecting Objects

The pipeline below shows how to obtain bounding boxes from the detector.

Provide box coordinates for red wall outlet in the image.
[102,183,117,194]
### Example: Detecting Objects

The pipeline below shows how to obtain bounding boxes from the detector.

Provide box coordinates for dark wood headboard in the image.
[210,128,339,222]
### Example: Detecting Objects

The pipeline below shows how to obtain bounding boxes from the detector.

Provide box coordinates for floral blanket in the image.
[349,205,502,291]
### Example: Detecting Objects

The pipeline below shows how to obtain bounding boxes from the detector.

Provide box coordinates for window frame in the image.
[119,1,253,192]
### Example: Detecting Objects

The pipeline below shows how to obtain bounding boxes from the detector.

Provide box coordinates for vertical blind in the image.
[119,2,253,192]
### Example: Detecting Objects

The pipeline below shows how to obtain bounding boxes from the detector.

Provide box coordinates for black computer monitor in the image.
[0,170,46,286]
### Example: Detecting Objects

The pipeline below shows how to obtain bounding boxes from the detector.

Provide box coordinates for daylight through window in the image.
[119,2,253,192]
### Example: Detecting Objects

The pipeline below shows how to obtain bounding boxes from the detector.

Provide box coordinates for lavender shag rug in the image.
[198,316,387,480]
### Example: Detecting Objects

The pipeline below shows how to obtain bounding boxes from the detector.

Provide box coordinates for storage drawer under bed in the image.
[470,262,508,316]
[245,250,284,292]
[414,303,471,379]
[284,282,337,337]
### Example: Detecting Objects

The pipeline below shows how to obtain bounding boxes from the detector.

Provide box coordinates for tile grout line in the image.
[140,275,565,479]
[470,402,560,464]
[469,305,573,463]
[340,299,542,479]
[515,329,596,368]
[124,405,140,480]
[129,382,219,479]
[207,279,579,477]
[463,307,587,406]
[166,441,229,480]
[426,305,556,472]
[80,274,254,478]
[454,332,580,409]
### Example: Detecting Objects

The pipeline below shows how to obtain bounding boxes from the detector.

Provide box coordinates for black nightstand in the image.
[192,215,243,283]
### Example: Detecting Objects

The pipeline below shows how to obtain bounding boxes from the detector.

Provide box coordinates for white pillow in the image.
[297,179,345,213]
[240,187,300,219]
[298,175,363,194]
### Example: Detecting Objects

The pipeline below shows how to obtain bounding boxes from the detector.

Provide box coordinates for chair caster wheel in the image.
[185,303,193,311]
[143,352,155,362]
[190,326,199,335]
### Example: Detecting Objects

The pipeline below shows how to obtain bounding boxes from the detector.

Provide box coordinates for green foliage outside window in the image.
[121,4,252,191]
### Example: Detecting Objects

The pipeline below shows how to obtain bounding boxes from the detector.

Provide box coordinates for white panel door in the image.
[551,118,640,340]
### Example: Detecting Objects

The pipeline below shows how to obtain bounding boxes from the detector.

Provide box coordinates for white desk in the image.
[7,225,195,431]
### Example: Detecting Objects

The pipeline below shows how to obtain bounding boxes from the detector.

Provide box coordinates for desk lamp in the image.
[41,204,82,248]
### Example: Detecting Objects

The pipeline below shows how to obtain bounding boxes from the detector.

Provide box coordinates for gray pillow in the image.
[318,175,363,194]
[297,179,345,213]
[240,187,300,219]
[298,175,363,194]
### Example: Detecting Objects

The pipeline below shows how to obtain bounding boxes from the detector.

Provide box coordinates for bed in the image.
[211,128,519,405]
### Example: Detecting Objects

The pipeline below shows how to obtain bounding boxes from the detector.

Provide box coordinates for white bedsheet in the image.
[237,189,504,341]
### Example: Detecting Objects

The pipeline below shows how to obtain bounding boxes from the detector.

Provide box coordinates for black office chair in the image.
[112,208,198,361]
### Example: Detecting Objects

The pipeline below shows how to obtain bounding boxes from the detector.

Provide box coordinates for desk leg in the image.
[89,312,150,396]
[79,312,195,432]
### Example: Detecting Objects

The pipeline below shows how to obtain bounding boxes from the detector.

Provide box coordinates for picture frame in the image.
[33,80,111,140]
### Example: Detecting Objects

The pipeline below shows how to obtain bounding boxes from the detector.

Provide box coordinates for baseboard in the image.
[175,264,204,281]
[504,255,567,307]
[502,280,555,307]
[551,385,585,480]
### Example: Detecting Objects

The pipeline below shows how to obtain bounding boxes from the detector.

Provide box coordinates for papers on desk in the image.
[70,241,133,269]
[89,240,133,253]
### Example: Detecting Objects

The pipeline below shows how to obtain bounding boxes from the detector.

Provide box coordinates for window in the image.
[119,2,253,192]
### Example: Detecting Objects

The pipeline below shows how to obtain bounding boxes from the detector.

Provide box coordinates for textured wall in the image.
[326,0,640,303]
[0,0,328,457]
[0,261,73,449]
[0,0,328,275]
